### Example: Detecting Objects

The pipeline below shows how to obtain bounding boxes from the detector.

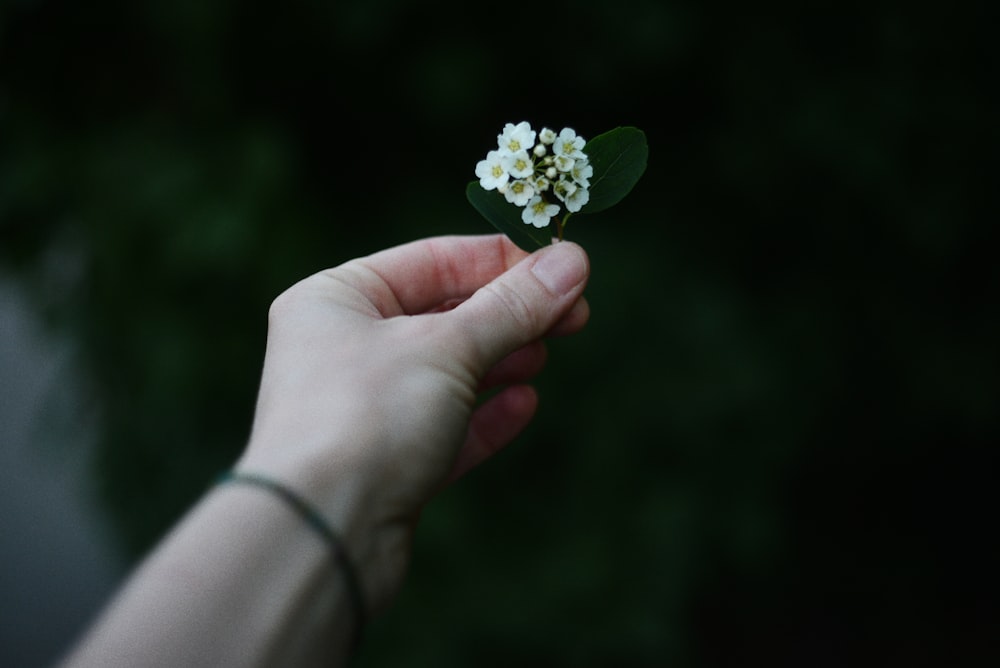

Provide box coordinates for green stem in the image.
[558,213,572,241]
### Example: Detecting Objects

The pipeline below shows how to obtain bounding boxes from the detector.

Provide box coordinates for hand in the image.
[237,234,590,610]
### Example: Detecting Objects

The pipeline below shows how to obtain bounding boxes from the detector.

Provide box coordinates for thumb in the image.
[448,241,590,371]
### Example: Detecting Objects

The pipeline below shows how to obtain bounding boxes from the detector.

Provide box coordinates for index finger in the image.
[342,234,532,317]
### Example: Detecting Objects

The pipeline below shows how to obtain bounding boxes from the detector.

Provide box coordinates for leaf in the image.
[577,126,648,216]
[466,182,553,250]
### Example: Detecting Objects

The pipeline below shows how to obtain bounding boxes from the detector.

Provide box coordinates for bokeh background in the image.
[2,0,997,666]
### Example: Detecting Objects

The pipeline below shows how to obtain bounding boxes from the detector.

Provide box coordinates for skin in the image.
[60,234,590,667]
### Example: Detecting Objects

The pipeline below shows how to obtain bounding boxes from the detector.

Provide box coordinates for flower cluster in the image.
[475,121,592,228]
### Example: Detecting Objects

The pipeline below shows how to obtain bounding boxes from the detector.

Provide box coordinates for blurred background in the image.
[1,0,997,665]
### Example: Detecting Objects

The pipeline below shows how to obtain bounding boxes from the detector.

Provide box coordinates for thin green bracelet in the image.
[217,470,366,653]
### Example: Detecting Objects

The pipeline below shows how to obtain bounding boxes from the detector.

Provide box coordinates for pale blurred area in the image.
[0,274,124,667]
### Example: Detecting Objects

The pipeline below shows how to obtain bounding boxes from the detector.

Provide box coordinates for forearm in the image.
[60,480,359,668]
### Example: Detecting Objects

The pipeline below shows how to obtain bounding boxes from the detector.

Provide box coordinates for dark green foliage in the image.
[465,182,554,250]
[578,127,649,215]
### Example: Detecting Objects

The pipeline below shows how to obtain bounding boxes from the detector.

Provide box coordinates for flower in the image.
[554,178,590,213]
[554,127,586,160]
[571,159,593,188]
[498,121,536,154]
[475,121,590,230]
[530,173,551,193]
[504,179,536,206]
[521,196,560,228]
[564,186,590,213]
[553,178,577,202]
[554,154,576,173]
[502,149,534,179]
[475,150,509,191]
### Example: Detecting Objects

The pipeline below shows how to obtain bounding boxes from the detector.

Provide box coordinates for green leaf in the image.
[578,126,648,216]
[466,181,553,250]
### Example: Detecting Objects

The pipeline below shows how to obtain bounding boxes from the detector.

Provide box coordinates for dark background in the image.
[1,0,997,666]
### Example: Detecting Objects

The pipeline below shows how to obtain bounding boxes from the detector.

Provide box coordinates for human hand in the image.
[236,234,590,611]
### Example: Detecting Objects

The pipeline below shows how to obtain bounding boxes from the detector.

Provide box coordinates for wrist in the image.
[233,439,413,615]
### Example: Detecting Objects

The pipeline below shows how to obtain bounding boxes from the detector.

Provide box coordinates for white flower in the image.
[521,195,559,228]
[571,159,593,187]
[502,149,534,179]
[504,179,535,206]
[553,178,577,202]
[530,173,551,193]
[498,121,536,154]
[554,155,575,173]
[555,127,586,160]
[564,186,590,213]
[553,176,591,213]
[476,122,592,227]
[475,150,509,191]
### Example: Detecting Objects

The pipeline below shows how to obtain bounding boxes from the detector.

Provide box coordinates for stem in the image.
[558,213,572,241]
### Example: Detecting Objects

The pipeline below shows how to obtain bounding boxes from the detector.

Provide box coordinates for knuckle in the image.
[267,278,317,327]
[267,287,298,324]
[483,281,539,332]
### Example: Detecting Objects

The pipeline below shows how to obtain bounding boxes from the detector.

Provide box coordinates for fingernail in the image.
[531,243,588,295]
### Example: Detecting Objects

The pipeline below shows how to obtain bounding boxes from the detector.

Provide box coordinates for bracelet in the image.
[216,470,367,652]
